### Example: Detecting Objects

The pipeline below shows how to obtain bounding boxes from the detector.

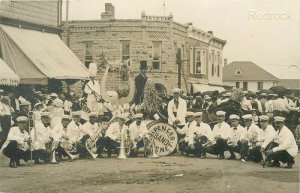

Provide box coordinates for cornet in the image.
[147,133,159,159]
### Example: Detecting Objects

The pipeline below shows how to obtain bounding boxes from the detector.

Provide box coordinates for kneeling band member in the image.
[187,112,213,158]
[227,114,246,160]
[127,113,148,157]
[1,116,31,168]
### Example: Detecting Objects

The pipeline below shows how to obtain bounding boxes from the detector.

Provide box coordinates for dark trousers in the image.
[184,136,208,156]
[248,146,263,162]
[3,141,30,162]
[32,149,50,162]
[213,138,228,156]
[128,139,145,157]
[0,115,12,148]
[240,142,249,160]
[267,142,295,164]
[106,137,120,155]
[228,141,242,157]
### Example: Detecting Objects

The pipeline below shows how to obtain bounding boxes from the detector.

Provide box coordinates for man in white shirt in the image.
[0,96,13,148]
[30,112,52,164]
[241,94,252,114]
[1,116,31,168]
[210,111,232,159]
[187,112,213,158]
[265,116,298,168]
[106,115,129,157]
[167,88,187,126]
[81,112,106,158]
[227,114,246,160]
[128,113,148,157]
[240,114,261,162]
[175,112,195,155]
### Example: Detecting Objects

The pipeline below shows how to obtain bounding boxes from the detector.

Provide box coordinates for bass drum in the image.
[145,120,178,156]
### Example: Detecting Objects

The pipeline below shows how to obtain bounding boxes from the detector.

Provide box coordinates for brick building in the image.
[62,3,226,95]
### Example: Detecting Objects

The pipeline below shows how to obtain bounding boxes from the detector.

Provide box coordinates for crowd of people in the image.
[0,60,299,169]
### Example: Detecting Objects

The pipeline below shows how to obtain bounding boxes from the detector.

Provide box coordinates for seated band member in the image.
[265,116,298,168]
[187,112,213,158]
[175,112,195,155]
[67,111,88,159]
[1,116,31,168]
[30,112,52,164]
[210,111,232,159]
[240,114,261,162]
[227,114,246,160]
[127,113,148,157]
[106,115,129,157]
[255,115,276,163]
[81,112,106,158]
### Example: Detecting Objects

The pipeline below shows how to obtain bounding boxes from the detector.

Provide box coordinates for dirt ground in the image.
[0,152,299,193]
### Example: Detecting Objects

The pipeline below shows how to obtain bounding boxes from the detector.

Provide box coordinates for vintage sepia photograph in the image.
[0,0,299,192]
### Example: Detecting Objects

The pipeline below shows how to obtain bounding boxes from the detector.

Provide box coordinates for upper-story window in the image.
[211,52,214,76]
[121,40,130,61]
[189,48,206,75]
[84,41,93,67]
[152,41,161,70]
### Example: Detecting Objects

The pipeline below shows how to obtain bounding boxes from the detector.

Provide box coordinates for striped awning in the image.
[0,58,19,86]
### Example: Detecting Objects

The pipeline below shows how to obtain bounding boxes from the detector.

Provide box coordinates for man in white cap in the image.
[12,100,31,126]
[167,88,187,125]
[128,113,148,157]
[175,111,195,155]
[187,112,213,158]
[265,116,298,168]
[84,62,101,113]
[227,114,246,160]
[30,112,52,164]
[106,114,129,157]
[81,112,106,158]
[240,114,261,162]
[210,111,232,159]
[1,116,31,168]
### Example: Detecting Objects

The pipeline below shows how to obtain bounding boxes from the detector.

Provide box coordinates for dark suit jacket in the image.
[134,73,147,105]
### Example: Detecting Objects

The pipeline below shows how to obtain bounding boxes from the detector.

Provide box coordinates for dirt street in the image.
[0,153,299,193]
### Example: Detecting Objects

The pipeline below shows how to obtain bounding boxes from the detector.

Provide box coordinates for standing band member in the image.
[227,114,246,160]
[1,116,31,168]
[167,88,187,126]
[134,60,148,105]
[265,116,298,168]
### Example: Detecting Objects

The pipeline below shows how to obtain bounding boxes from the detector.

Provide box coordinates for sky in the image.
[62,0,300,69]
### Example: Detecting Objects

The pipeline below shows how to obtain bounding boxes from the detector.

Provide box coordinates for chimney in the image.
[224,58,227,65]
[208,31,213,35]
[101,3,115,21]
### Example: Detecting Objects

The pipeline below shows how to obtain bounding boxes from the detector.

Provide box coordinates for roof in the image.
[0,58,19,86]
[261,64,300,80]
[223,61,279,81]
[0,24,89,84]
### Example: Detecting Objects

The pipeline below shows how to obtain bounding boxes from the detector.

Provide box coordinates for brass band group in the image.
[0,60,299,169]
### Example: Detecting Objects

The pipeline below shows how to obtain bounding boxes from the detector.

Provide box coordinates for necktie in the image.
[196,123,200,127]
[233,127,237,130]
[174,99,179,108]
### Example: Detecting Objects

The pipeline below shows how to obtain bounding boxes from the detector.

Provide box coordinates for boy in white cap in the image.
[227,114,246,160]
[187,112,213,158]
[1,116,31,168]
[167,88,187,126]
[175,112,195,155]
[240,114,261,162]
[265,116,298,168]
[128,113,148,157]
[106,114,129,157]
[81,112,106,158]
[211,111,232,159]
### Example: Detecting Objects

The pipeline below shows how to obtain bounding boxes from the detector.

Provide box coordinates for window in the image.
[217,54,220,77]
[257,82,263,90]
[243,82,248,91]
[152,41,161,70]
[84,41,93,67]
[121,40,130,61]
[195,51,201,74]
[236,82,240,88]
[235,69,243,75]
[211,52,214,76]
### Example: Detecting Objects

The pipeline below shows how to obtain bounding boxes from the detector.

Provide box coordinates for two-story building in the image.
[61,3,226,95]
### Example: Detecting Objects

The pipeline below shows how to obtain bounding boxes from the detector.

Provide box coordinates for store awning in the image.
[0,58,20,86]
[0,24,89,85]
[192,83,225,93]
